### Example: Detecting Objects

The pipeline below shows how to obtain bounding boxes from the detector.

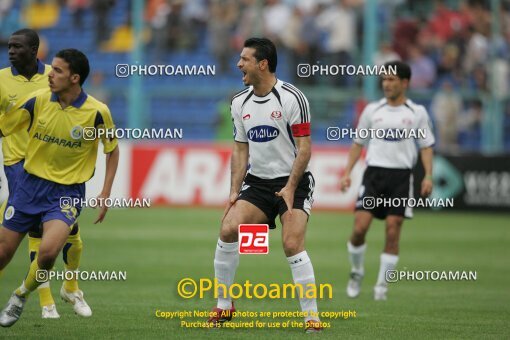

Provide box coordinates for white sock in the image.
[17,281,29,296]
[214,239,239,309]
[288,251,319,322]
[347,241,366,275]
[376,253,399,287]
[37,281,50,290]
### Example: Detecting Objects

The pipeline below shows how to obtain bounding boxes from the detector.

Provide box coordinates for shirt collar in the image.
[11,59,46,76]
[50,90,88,108]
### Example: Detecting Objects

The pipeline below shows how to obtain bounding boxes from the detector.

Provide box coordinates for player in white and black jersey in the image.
[340,61,435,301]
[208,38,322,333]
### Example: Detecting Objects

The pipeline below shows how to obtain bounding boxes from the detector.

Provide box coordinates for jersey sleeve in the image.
[95,105,118,153]
[353,104,372,146]
[0,95,35,137]
[287,90,311,137]
[416,107,435,148]
[231,97,247,143]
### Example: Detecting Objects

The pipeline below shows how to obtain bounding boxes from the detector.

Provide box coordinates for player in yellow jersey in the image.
[0,29,90,319]
[0,48,119,327]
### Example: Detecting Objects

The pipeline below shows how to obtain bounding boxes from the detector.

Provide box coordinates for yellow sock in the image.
[15,257,42,297]
[0,201,7,277]
[28,235,42,263]
[63,228,83,293]
[28,236,56,306]
[37,281,55,307]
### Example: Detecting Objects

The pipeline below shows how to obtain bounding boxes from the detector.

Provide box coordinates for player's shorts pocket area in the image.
[3,160,25,196]
[237,172,315,228]
[2,170,85,233]
[294,172,315,216]
[355,166,413,220]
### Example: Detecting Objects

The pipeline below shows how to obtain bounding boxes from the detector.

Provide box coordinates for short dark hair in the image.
[384,60,412,81]
[55,48,90,86]
[244,37,277,73]
[11,28,40,49]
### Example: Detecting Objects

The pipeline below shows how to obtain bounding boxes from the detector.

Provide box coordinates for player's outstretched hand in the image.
[421,178,433,197]
[221,192,238,222]
[275,186,294,216]
[94,193,109,224]
[340,175,351,192]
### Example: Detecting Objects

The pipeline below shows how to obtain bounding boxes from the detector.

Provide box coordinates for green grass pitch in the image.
[1,207,509,339]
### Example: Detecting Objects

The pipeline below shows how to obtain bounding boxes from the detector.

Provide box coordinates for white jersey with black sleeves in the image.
[231,79,311,179]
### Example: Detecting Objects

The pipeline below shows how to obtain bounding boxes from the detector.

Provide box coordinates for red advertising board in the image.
[130,143,365,210]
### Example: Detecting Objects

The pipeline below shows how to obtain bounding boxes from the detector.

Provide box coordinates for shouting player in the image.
[207,38,322,333]
[340,61,435,300]
[0,28,91,318]
[0,48,119,327]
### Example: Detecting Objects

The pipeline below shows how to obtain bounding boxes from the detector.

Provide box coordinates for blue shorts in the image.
[4,160,25,196]
[3,170,86,234]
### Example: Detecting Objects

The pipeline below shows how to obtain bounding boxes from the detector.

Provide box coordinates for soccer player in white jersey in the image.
[207,38,322,333]
[340,61,435,301]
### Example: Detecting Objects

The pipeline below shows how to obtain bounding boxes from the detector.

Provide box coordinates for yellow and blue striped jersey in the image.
[0,88,118,185]
[0,60,51,165]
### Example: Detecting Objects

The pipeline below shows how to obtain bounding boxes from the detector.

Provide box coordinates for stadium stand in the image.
[0,0,508,150]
